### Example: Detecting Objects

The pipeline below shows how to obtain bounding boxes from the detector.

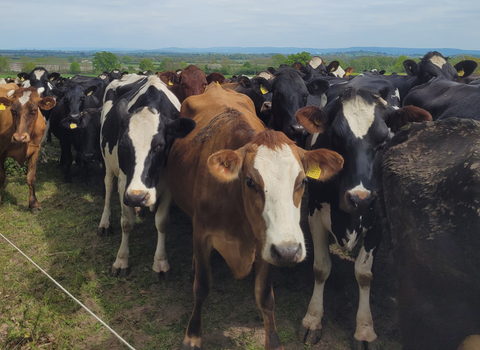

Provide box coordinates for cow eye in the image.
[245,177,255,189]
[153,143,165,153]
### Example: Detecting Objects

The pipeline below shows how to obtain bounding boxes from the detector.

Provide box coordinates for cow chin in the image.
[262,230,306,267]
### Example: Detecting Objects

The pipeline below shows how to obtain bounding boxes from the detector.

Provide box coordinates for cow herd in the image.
[1,51,480,350]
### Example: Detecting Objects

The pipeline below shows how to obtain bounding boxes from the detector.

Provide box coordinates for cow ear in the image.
[295,106,328,134]
[385,105,432,133]
[206,72,225,85]
[48,72,60,82]
[17,72,29,82]
[38,97,56,110]
[345,67,355,76]
[326,61,340,73]
[403,60,419,76]
[297,147,344,182]
[167,118,196,139]
[237,75,252,88]
[0,97,14,108]
[306,77,330,96]
[250,77,270,95]
[454,60,478,78]
[207,149,244,182]
[84,85,98,97]
[159,71,178,87]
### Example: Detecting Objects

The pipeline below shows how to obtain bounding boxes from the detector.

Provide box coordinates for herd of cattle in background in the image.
[1,51,480,350]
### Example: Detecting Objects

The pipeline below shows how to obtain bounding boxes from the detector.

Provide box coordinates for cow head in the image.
[17,67,60,97]
[160,65,225,103]
[59,84,100,130]
[296,87,431,250]
[76,108,102,163]
[403,51,477,85]
[0,87,56,143]
[265,67,329,142]
[115,92,196,207]
[207,129,343,266]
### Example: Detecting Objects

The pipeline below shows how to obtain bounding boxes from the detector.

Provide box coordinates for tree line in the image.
[1,51,479,76]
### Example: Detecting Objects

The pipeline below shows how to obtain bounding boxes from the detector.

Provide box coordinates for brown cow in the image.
[159,65,225,102]
[167,84,343,350]
[0,84,56,212]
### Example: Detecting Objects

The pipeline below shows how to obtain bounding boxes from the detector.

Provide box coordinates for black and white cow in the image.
[98,74,196,278]
[49,82,101,183]
[17,67,60,98]
[295,87,432,348]
[403,76,480,121]
[378,118,480,350]
[382,51,477,103]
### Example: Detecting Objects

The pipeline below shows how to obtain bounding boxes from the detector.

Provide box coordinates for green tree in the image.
[68,55,75,63]
[243,61,252,68]
[92,51,121,73]
[0,57,9,72]
[392,55,410,73]
[70,62,81,74]
[159,58,175,71]
[121,55,133,64]
[272,54,286,67]
[284,51,312,66]
[139,59,154,72]
[23,62,36,72]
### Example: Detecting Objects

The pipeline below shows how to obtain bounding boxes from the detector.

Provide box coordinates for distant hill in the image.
[1,47,480,57]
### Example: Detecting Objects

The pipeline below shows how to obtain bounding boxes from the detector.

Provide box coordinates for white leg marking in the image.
[302,206,331,331]
[152,184,172,274]
[354,245,377,342]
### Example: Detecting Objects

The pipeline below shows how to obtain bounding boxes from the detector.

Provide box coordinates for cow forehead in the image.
[127,108,161,145]
[429,55,447,69]
[341,95,376,138]
[309,56,323,69]
[253,145,302,184]
[18,90,32,106]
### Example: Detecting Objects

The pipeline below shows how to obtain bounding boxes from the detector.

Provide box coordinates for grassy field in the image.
[0,140,402,350]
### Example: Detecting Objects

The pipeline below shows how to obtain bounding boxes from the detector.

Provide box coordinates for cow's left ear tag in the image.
[217,81,221,86]
[87,91,93,96]
[0,104,5,111]
[21,77,25,81]
[260,85,268,95]
[458,69,465,77]
[168,80,173,86]
[70,123,77,129]
[306,165,322,180]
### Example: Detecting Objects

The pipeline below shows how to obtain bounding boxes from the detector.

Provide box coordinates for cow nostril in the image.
[270,243,302,265]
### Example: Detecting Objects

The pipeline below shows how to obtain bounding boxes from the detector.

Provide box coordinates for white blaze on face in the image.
[309,56,323,69]
[331,65,346,78]
[430,55,447,69]
[342,96,375,138]
[34,70,44,81]
[18,90,32,106]
[253,144,306,264]
[125,107,160,206]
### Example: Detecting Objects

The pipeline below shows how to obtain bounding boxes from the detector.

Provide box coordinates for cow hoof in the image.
[31,207,41,215]
[354,339,378,350]
[152,269,171,282]
[182,340,202,350]
[97,226,112,237]
[298,325,322,345]
[111,266,130,278]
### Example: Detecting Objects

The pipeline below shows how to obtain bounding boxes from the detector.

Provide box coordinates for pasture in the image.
[0,139,402,349]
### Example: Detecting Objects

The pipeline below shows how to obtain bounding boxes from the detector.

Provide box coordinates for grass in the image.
[0,139,402,350]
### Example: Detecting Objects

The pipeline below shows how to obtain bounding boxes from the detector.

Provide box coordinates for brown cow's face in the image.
[5,87,55,143]
[208,130,344,267]
[177,69,208,102]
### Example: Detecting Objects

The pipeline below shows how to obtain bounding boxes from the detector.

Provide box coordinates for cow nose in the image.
[289,124,307,137]
[12,133,30,143]
[270,243,302,266]
[344,191,374,213]
[82,152,95,161]
[124,191,149,207]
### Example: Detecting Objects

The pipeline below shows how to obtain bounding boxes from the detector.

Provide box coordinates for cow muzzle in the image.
[341,190,375,214]
[12,133,31,143]
[269,242,303,267]
[124,190,150,207]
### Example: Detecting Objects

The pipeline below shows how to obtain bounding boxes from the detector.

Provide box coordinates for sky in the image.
[2,0,480,51]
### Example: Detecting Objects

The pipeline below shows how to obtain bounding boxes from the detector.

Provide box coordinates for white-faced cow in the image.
[295,87,432,348]
[167,84,344,350]
[378,118,480,350]
[98,74,196,278]
[0,84,56,212]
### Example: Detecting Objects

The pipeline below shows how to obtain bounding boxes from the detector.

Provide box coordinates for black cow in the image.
[381,51,477,103]
[49,82,101,182]
[378,118,480,350]
[295,88,432,348]
[17,67,60,98]
[403,76,480,121]
[98,74,196,278]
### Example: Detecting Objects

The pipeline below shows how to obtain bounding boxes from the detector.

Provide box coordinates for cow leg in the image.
[255,258,283,350]
[299,208,331,345]
[152,188,172,280]
[98,167,115,235]
[59,137,73,182]
[111,174,135,277]
[183,231,213,350]
[26,149,41,213]
[0,158,5,206]
[353,227,380,346]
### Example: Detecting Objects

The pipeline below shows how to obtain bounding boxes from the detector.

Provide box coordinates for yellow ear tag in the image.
[50,77,55,81]
[346,72,351,76]
[306,165,322,180]
[168,80,173,86]
[46,101,50,106]
[70,123,77,129]
[21,77,25,81]
[314,118,320,126]
[458,69,465,77]
[224,161,229,168]
[0,104,5,111]
[260,85,268,95]
[217,81,221,86]
[330,67,336,72]
[87,91,93,96]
